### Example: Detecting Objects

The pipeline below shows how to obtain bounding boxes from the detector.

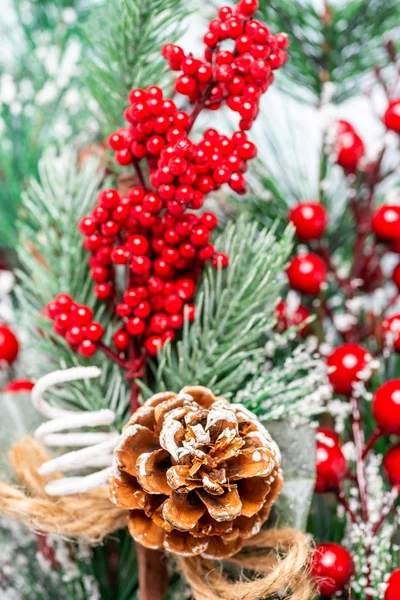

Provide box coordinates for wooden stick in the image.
[136,544,169,600]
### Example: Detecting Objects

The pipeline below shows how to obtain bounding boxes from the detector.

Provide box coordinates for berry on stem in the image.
[372,380,400,435]
[289,202,327,241]
[0,325,19,365]
[383,444,400,486]
[371,205,400,241]
[326,344,372,396]
[312,543,354,597]
[383,99,400,134]
[315,428,347,493]
[286,253,327,295]
[335,120,365,173]
[385,569,400,600]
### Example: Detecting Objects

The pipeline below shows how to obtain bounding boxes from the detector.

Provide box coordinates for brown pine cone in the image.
[109,386,283,559]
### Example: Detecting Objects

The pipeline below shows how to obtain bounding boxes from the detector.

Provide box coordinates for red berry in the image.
[315,428,347,493]
[86,322,104,342]
[111,247,130,265]
[74,305,93,326]
[385,569,400,600]
[66,325,85,346]
[79,217,96,236]
[382,314,400,352]
[131,255,151,275]
[164,294,183,314]
[176,75,197,96]
[3,379,34,393]
[144,335,163,356]
[312,543,353,597]
[190,226,210,248]
[113,329,129,351]
[373,380,400,434]
[289,202,328,241]
[98,189,120,210]
[201,212,218,230]
[95,283,113,300]
[326,344,371,396]
[336,120,365,172]
[78,340,97,357]
[383,444,400,486]
[127,235,149,256]
[168,313,184,329]
[0,325,19,365]
[383,99,400,134]
[212,252,229,268]
[286,254,327,295]
[126,317,146,336]
[54,312,74,332]
[371,205,400,241]
[236,0,259,16]
[134,301,152,319]
[176,278,196,300]
[55,293,74,312]
[275,301,310,336]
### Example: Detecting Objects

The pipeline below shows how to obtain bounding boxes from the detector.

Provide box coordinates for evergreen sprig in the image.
[84,0,189,133]
[258,0,400,103]
[140,218,294,399]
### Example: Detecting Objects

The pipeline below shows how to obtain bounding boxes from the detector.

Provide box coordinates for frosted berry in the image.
[382,314,400,352]
[286,253,327,295]
[385,569,400,600]
[276,301,310,336]
[326,344,371,396]
[383,444,400,487]
[315,428,347,493]
[312,543,353,596]
[373,380,400,435]
[371,205,400,241]
[336,120,365,172]
[383,100,400,134]
[0,325,19,365]
[289,202,327,241]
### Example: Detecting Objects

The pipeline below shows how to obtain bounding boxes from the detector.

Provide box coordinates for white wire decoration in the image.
[31,366,118,496]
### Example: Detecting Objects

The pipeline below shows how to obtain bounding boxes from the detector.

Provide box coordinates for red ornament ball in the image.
[289,202,327,241]
[3,379,34,393]
[315,428,347,493]
[312,543,354,597]
[385,569,400,600]
[373,379,400,435]
[383,100,400,134]
[0,325,19,365]
[383,444,400,487]
[326,343,371,396]
[286,253,327,295]
[275,300,310,336]
[371,205,400,241]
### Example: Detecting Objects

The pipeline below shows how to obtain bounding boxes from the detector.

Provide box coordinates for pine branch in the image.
[84,0,190,132]
[258,0,400,102]
[15,148,130,425]
[138,218,294,398]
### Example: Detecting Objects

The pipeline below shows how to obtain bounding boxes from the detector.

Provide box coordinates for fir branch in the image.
[84,0,190,132]
[235,342,331,423]
[139,218,294,398]
[15,148,130,425]
[258,0,400,103]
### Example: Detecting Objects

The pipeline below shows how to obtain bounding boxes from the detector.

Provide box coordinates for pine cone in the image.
[109,386,283,558]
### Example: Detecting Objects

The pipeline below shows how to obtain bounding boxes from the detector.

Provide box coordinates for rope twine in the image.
[0,436,315,599]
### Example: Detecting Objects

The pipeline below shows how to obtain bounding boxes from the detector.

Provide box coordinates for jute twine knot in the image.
[0,437,315,599]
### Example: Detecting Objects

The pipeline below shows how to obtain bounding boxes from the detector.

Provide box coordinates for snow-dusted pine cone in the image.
[109,386,283,558]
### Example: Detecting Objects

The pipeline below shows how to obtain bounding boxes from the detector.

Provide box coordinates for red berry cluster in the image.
[162,0,287,130]
[150,129,257,199]
[108,87,191,167]
[78,183,228,355]
[46,293,104,357]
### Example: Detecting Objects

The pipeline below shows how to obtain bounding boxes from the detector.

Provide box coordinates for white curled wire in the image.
[31,366,118,496]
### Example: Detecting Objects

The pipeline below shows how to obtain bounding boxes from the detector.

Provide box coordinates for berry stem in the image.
[136,544,168,600]
[350,395,369,521]
[362,427,382,459]
[98,342,130,369]
[336,490,359,526]
[132,159,148,191]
